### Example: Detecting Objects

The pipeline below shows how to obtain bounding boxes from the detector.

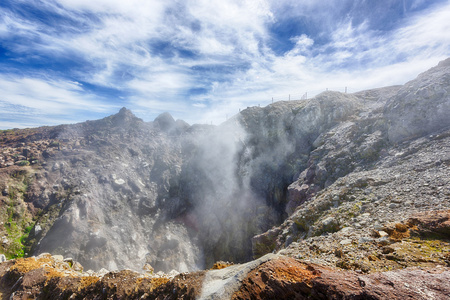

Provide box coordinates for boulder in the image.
[232,256,450,300]
[407,209,450,237]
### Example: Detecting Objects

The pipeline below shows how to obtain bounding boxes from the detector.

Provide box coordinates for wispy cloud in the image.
[0,0,449,128]
[0,73,114,128]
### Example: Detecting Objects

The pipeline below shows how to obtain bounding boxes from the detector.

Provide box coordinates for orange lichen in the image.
[11,257,43,273]
[273,264,319,284]
[45,268,65,283]
[150,277,170,289]
[395,223,409,232]
[11,256,71,284]
[79,276,100,290]
[211,261,234,270]
[390,223,417,240]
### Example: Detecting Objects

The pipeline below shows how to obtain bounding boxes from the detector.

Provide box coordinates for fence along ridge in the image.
[231,86,355,121]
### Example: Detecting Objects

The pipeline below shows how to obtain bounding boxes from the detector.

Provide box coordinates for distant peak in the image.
[111,107,142,126]
[118,107,133,116]
[155,112,174,121]
[154,112,175,132]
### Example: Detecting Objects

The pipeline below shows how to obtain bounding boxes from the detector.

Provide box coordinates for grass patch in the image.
[0,171,35,259]
[17,160,30,166]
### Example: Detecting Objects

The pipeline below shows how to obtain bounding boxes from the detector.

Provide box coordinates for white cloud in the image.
[0,0,449,128]
[0,74,113,121]
[288,34,314,55]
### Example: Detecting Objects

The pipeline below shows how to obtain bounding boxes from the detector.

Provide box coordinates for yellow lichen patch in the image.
[11,257,43,273]
[45,268,65,283]
[11,256,70,286]
[37,256,54,266]
[150,277,170,290]
[134,277,144,292]
[387,239,449,266]
[79,276,100,290]
[273,263,320,284]
[387,223,413,240]
[395,223,409,232]
[211,261,234,270]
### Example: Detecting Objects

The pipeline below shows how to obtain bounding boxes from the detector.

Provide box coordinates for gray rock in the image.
[358,237,374,244]
[389,203,399,209]
[0,254,6,262]
[322,217,335,227]
[386,58,450,143]
[72,261,84,272]
[2,59,450,279]
[340,239,352,245]
[53,255,64,262]
[98,268,109,277]
[376,236,391,246]
[200,253,279,300]
[34,224,42,235]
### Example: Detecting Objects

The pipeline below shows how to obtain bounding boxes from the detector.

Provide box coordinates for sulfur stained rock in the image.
[232,256,450,300]
[232,256,321,300]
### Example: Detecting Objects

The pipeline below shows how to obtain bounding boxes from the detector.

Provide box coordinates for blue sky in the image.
[1,0,449,129]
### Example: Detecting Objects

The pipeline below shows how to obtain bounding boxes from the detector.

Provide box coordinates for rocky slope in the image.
[1,213,449,300]
[0,58,449,298]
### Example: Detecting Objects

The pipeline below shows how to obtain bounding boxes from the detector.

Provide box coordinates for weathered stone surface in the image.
[232,256,450,300]
[386,57,450,143]
[232,256,321,300]
[408,209,450,237]
[0,255,178,300]
[1,248,450,300]
[199,253,279,299]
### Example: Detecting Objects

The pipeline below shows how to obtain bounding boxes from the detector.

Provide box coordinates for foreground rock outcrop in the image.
[1,58,450,298]
[233,256,450,300]
[1,251,449,299]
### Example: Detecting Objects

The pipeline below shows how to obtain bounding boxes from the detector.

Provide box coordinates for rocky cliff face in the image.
[1,58,449,292]
[1,108,208,272]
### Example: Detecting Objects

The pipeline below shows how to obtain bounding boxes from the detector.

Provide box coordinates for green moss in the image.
[310,215,341,237]
[0,170,35,259]
[3,219,31,259]
[339,201,362,219]
[49,141,60,148]
[253,241,276,259]
[420,240,445,253]
[17,160,30,166]
[294,218,308,231]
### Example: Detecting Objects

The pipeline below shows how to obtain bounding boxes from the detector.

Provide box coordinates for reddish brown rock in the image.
[232,256,321,300]
[2,255,450,300]
[408,209,450,237]
[232,256,450,300]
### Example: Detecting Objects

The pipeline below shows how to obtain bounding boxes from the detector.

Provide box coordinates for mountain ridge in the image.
[0,58,449,299]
